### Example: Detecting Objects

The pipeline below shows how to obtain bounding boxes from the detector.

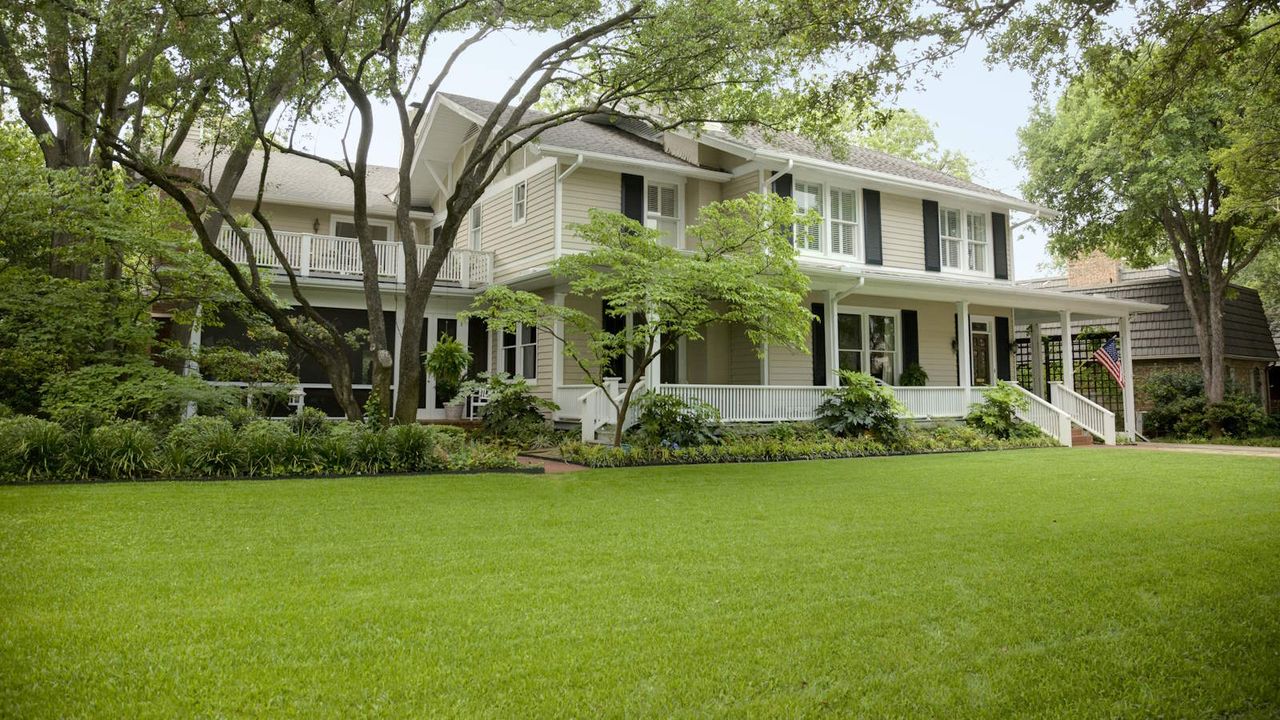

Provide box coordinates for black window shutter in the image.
[811,302,826,386]
[901,309,918,369]
[954,313,961,383]
[602,301,627,378]
[772,173,792,198]
[863,189,882,265]
[620,173,644,223]
[995,316,1012,381]
[923,200,941,272]
[992,212,1009,280]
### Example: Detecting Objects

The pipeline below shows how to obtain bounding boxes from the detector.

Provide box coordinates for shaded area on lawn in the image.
[1,449,1278,718]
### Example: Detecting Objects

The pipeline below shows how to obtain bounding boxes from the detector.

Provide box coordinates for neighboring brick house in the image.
[1020,253,1277,417]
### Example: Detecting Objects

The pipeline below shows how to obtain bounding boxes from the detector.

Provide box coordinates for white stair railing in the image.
[1049,382,1116,445]
[1008,383,1073,446]
[578,379,643,443]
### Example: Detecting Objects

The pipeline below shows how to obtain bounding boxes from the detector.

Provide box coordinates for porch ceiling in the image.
[809,267,1164,320]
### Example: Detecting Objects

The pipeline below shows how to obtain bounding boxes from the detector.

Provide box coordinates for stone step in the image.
[1071,426,1095,446]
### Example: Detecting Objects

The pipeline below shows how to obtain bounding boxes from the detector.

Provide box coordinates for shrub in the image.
[221,405,260,429]
[965,381,1034,439]
[762,421,831,442]
[1142,370,1272,438]
[457,373,558,445]
[0,416,67,481]
[163,416,241,477]
[386,424,446,473]
[288,407,331,437]
[42,362,236,425]
[238,419,296,476]
[1205,396,1271,438]
[630,392,721,448]
[87,421,159,481]
[899,363,929,387]
[815,371,906,445]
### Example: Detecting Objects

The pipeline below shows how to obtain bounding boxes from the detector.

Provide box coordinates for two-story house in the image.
[184,93,1161,445]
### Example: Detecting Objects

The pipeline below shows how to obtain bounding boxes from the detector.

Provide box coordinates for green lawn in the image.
[1,449,1278,718]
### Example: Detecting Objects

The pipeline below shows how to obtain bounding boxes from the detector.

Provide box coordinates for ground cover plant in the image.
[0,449,1277,717]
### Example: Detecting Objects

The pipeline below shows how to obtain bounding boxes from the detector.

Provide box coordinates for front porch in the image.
[551,271,1162,445]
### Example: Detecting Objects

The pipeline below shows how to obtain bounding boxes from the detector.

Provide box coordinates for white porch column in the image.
[760,342,770,385]
[551,291,566,392]
[956,300,972,388]
[1059,310,1074,391]
[1120,313,1136,440]
[1030,322,1045,397]
[645,311,661,389]
[183,304,203,419]
[825,290,838,386]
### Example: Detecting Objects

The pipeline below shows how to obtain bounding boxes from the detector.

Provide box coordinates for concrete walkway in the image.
[1112,442,1280,459]
[517,454,590,474]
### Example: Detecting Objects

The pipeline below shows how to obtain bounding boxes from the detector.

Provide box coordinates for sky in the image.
[296,30,1057,280]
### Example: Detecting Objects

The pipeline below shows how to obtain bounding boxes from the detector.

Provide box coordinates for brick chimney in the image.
[1066,250,1122,288]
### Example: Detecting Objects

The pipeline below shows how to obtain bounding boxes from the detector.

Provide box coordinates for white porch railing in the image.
[579,378,642,443]
[215,226,493,287]
[1007,383,1073,446]
[655,384,829,423]
[553,384,595,421]
[888,386,991,419]
[1050,382,1116,445]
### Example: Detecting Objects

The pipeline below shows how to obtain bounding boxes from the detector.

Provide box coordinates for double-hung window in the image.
[792,180,823,251]
[940,207,990,274]
[512,182,527,224]
[646,181,680,246]
[828,187,859,257]
[501,323,537,380]
[836,310,898,384]
[469,205,482,249]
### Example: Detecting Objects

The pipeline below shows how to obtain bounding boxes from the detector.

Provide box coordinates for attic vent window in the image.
[462,123,479,141]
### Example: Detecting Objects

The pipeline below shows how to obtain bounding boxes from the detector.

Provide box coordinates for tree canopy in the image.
[850,108,976,180]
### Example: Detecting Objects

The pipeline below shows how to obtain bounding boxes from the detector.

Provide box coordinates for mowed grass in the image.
[1,449,1278,718]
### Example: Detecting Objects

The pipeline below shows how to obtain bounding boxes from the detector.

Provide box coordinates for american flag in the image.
[1093,336,1124,387]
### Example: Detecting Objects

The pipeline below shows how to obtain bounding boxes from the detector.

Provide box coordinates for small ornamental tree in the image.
[467,194,813,446]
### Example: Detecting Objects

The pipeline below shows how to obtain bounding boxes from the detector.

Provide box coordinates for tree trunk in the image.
[392,215,464,424]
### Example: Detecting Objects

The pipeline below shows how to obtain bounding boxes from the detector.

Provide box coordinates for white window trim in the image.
[644,179,684,247]
[791,179,825,254]
[968,315,997,386]
[512,181,528,226]
[938,206,993,278]
[835,306,902,382]
[330,215,395,243]
[790,177,865,260]
[469,205,482,250]
[500,322,538,383]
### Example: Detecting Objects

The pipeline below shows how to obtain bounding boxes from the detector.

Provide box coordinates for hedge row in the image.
[0,415,519,483]
[561,425,1060,468]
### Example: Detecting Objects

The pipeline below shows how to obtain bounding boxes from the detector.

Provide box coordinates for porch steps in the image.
[1071,425,1095,447]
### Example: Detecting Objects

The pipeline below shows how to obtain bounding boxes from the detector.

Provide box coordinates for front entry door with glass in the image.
[420,315,489,419]
[969,316,994,386]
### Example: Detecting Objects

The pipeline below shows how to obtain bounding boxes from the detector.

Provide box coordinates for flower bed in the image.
[0,415,520,483]
[561,425,1061,468]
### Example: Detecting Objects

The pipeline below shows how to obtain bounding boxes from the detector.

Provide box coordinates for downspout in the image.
[554,154,584,258]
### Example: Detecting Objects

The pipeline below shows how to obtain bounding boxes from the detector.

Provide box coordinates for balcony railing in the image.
[215,227,493,288]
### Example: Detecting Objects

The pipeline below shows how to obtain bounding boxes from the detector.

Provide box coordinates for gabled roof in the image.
[172,140,404,215]
[438,94,702,172]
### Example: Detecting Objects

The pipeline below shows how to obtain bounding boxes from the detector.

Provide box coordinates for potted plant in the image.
[424,335,472,420]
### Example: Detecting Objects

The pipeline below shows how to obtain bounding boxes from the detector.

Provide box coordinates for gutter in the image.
[762,159,794,193]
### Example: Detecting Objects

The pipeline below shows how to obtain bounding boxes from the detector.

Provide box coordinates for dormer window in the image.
[646,181,680,246]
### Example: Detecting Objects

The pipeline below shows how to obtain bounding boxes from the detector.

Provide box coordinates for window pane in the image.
[520,325,536,345]
[503,347,516,373]
[943,238,960,268]
[869,315,894,351]
[522,346,537,379]
[837,313,862,351]
[941,209,961,238]
[502,330,515,348]
[369,225,389,242]
[334,221,356,238]
[869,352,895,384]
[966,212,986,242]
[838,350,862,375]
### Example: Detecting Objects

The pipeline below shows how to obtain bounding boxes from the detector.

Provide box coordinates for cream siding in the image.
[880,192,926,270]
[479,165,556,283]
[722,171,760,201]
[561,293,602,385]
[561,167,621,254]
[728,323,762,384]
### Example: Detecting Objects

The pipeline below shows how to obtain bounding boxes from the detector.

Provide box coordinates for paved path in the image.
[517,455,590,474]
[1111,442,1280,459]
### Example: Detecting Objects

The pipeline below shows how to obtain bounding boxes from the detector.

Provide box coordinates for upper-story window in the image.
[793,180,823,251]
[940,206,989,273]
[646,181,680,246]
[469,205,482,249]
[512,181,527,224]
[333,217,391,242]
[828,187,859,257]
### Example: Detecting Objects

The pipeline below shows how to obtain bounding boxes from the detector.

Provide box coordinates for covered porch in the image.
[556,270,1162,445]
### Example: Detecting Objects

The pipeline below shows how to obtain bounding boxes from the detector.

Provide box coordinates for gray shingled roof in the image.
[439,94,702,171]
[715,126,1026,205]
[1018,277,1278,361]
[172,141,402,215]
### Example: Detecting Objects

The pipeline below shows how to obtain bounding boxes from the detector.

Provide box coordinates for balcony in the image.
[215,227,493,288]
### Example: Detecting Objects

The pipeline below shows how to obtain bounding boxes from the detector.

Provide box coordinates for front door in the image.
[421,315,462,420]
[970,317,994,386]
